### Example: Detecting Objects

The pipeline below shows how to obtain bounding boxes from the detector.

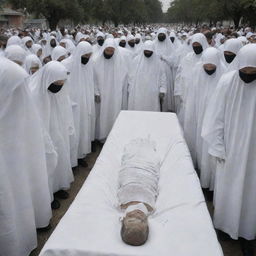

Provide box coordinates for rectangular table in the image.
[40,111,223,256]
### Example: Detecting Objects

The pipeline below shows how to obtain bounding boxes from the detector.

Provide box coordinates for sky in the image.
[160,0,171,12]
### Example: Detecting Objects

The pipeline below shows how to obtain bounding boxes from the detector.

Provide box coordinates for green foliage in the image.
[166,0,256,28]
[6,0,163,29]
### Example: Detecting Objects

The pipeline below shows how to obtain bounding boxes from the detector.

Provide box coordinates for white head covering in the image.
[60,39,76,55]
[51,45,68,61]
[6,35,22,47]
[201,47,226,71]
[5,45,26,65]
[22,36,33,51]
[227,44,256,72]
[75,32,89,43]
[237,36,248,45]
[237,44,256,69]
[45,36,58,57]
[191,33,209,51]
[154,27,173,56]
[224,39,243,55]
[23,54,42,75]
[32,43,43,56]
[96,31,105,39]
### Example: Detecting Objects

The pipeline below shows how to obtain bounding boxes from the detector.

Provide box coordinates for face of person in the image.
[30,65,39,74]
[240,67,256,74]
[26,40,33,48]
[43,56,52,64]
[14,60,23,66]
[82,53,92,59]
[104,47,115,59]
[121,210,149,246]
[57,55,66,62]
[125,209,147,221]
[42,40,47,45]
[60,42,66,48]
[203,63,216,71]
[37,49,42,58]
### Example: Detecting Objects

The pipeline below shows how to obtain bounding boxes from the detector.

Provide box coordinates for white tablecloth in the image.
[40,111,223,256]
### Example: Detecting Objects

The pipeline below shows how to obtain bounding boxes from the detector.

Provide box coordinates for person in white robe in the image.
[93,38,129,141]
[119,35,127,48]
[63,41,95,166]
[0,57,52,256]
[92,31,105,60]
[5,45,26,66]
[154,27,175,111]
[6,35,22,47]
[21,36,34,55]
[222,38,243,68]
[174,33,209,127]
[183,47,226,190]
[32,43,43,61]
[44,36,58,62]
[51,45,68,62]
[135,33,144,54]
[28,61,74,204]
[59,38,76,56]
[202,44,256,256]
[128,41,167,111]
[23,54,42,75]
[126,34,137,57]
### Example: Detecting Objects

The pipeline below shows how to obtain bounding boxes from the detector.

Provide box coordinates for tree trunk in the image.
[233,15,241,29]
[114,20,119,27]
[48,17,60,30]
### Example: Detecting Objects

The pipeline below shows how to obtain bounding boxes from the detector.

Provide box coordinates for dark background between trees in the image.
[1,0,256,29]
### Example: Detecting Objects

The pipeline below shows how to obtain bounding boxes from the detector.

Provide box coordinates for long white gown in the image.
[0,58,52,256]
[202,44,256,240]
[174,33,209,127]
[63,41,95,160]
[93,38,129,140]
[128,41,167,111]
[29,61,74,195]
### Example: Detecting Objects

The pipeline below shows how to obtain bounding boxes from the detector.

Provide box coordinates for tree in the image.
[166,0,251,28]
[8,0,83,30]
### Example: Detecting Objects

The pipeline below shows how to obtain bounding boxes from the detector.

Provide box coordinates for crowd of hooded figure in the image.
[1,24,256,256]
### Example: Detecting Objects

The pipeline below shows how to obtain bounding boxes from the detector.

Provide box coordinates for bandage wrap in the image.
[118,138,160,210]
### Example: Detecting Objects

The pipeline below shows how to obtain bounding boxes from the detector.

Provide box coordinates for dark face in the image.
[43,56,52,64]
[26,40,33,49]
[48,80,65,94]
[104,47,115,59]
[192,42,203,55]
[144,50,153,58]
[239,67,256,84]
[240,67,256,75]
[97,36,104,46]
[135,38,140,44]
[50,39,57,48]
[224,51,236,64]
[158,33,166,42]
[203,63,217,75]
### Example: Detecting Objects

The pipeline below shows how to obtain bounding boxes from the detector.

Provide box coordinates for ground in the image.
[30,145,252,256]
